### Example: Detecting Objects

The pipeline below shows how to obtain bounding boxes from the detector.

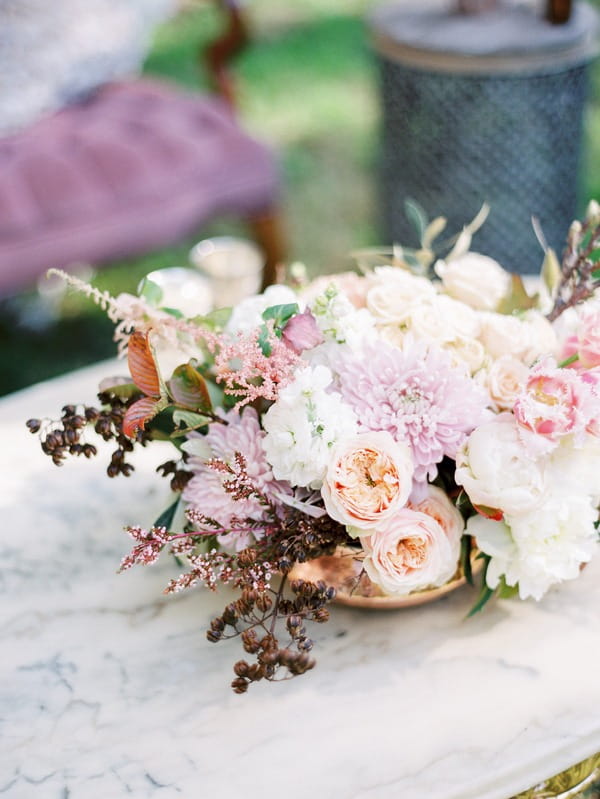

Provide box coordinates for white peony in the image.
[455,413,547,515]
[547,436,600,504]
[226,285,299,334]
[261,364,358,488]
[469,495,599,600]
[435,252,511,311]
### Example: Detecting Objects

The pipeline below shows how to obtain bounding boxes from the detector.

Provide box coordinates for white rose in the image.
[445,335,486,374]
[485,355,529,410]
[435,253,510,311]
[361,506,458,595]
[478,312,529,361]
[434,294,481,339]
[521,310,559,364]
[366,268,436,324]
[396,298,454,345]
[455,413,547,515]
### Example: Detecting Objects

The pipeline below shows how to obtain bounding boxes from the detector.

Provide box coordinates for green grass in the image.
[1,0,599,395]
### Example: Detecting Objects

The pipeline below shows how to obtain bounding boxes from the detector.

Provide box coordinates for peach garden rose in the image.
[361,507,458,595]
[409,484,464,564]
[321,431,413,530]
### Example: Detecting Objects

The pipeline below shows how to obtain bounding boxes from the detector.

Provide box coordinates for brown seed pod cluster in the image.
[26,392,152,477]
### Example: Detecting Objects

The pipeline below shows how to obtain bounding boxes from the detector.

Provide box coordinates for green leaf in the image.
[191,307,233,330]
[262,303,299,327]
[466,554,495,617]
[138,277,163,307]
[160,306,185,319]
[257,323,272,355]
[404,198,428,243]
[497,576,519,599]
[460,535,474,586]
[467,584,495,617]
[153,498,180,533]
[171,408,211,433]
[168,364,212,412]
[98,379,139,400]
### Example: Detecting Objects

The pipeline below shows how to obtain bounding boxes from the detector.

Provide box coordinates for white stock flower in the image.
[261,364,358,488]
[435,252,511,311]
[309,284,377,357]
[455,413,547,515]
[226,285,298,334]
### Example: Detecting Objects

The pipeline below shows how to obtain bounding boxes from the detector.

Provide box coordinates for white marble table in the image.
[2,362,600,799]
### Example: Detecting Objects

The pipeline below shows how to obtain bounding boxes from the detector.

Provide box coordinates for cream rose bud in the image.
[361,507,458,595]
[321,431,413,529]
[435,253,511,311]
[486,355,529,410]
[455,413,547,516]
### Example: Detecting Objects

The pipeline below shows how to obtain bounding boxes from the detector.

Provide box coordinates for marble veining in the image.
[1,361,600,798]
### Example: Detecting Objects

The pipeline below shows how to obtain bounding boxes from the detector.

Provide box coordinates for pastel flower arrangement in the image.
[28,202,600,692]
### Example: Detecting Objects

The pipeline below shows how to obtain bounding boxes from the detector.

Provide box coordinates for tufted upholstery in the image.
[0,79,279,295]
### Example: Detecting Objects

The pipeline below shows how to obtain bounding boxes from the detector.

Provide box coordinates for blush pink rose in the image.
[514,358,593,444]
[321,431,413,530]
[361,507,458,595]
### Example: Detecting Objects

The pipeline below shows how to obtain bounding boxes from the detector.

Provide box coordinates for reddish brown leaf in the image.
[123,397,160,438]
[128,331,161,398]
[168,364,212,412]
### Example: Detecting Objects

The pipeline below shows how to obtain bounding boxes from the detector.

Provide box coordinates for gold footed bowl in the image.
[289,545,479,610]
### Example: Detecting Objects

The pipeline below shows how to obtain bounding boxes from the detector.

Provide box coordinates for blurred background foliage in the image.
[1,0,599,395]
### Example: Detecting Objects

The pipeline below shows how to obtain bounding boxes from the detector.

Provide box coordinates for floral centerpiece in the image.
[28,203,600,693]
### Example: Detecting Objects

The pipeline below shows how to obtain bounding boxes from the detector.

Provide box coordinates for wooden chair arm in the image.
[202,0,249,108]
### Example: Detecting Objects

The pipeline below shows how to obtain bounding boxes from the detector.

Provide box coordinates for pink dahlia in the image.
[335,339,488,486]
[182,407,291,551]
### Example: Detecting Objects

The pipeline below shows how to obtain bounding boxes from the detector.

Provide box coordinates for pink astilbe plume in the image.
[336,338,489,488]
[213,324,303,409]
